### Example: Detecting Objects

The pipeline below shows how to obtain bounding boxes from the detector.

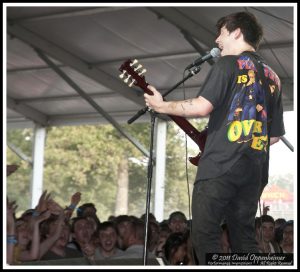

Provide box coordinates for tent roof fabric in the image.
[6,4,295,129]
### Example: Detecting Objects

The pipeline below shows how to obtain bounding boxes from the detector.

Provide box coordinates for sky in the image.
[268,111,296,177]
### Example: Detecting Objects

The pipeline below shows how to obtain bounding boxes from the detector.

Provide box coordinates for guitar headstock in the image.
[119,59,150,93]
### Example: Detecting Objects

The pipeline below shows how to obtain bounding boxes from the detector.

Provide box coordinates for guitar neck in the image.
[141,82,204,148]
[118,59,208,158]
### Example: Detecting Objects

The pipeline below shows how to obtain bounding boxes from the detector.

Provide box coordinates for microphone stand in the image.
[280,136,294,152]
[126,65,203,265]
[143,110,156,265]
[127,66,202,125]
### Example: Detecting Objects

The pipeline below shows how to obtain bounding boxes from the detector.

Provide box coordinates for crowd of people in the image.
[6,189,293,266]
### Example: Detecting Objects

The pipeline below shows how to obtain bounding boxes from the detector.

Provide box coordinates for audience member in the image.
[140,212,157,224]
[6,185,294,266]
[94,221,123,259]
[156,221,172,258]
[77,203,101,229]
[280,220,293,253]
[39,213,83,260]
[257,215,282,253]
[148,221,160,255]
[14,210,51,263]
[220,221,231,253]
[114,215,132,251]
[274,218,287,244]
[114,215,156,259]
[68,217,96,261]
[168,211,188,234]
[164,232,193,265]
[7,198,18,265]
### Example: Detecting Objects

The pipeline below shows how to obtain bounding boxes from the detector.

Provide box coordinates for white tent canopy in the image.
[6,4,294,128]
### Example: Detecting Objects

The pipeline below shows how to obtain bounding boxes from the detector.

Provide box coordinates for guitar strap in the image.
[242,52,277,252]
[241,51,274,134]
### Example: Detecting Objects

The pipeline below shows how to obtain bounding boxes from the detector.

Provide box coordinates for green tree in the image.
[6,128,33,214]
[43,124,148,220]
[6,117,208,221]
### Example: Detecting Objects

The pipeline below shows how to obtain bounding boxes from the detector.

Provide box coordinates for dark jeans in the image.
[192,155,263,265]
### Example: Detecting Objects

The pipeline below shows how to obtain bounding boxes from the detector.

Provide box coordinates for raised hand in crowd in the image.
[7,164,19,176]
[38,210,66,259]
[7,198,18,264]
[35,190,52,214]
[65,192,81,220]
[81,241,96,263]
[7,198,18,233]
[17,210,51,262]
[71,192,81,207]
[263,202,270,215]
[47,198,65,216]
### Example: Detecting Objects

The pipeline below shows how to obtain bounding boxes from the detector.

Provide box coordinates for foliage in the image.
[6,129,33,214]
[11,117,283,221]
[7,123,152,220]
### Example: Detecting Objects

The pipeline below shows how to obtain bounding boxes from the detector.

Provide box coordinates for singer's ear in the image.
[233,28,242,40]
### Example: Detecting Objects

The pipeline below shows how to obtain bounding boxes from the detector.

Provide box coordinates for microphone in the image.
[185,48,221,70]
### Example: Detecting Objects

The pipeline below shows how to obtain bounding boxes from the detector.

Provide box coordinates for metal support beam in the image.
[7,96,48,126]
[47,111,151,127]
[13,7,133,23]
[7,40,293,74]
[30,125,46,208]
[16,92,119,103]
[7,142,33,165]
[35,48,150,158]
[148,7,216,48]
[14,84,201,104]
[148,7,293,55]
[181,29,215,66]
[153,119,167,222]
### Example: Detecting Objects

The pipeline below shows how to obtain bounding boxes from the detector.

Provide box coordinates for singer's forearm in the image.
[155,96,213,118]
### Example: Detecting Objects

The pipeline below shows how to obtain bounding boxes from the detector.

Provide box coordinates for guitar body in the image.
[119,59,207,166]
[187,126,207,166]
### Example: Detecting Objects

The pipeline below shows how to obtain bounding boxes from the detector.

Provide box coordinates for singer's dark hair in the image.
[216,12,263,50]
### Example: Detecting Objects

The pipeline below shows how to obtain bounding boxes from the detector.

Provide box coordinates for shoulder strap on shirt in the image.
[242,52,275,226]
[241,51,274,132]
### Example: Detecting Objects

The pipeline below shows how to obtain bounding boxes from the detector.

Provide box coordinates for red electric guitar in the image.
[119,59,207,166]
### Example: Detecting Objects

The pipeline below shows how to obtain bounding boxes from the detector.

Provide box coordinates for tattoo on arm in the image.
[182,99,194,115]
[181,103,185,111]
[180,103,186,117]
[186,99,194,105]
[169,99,194,117]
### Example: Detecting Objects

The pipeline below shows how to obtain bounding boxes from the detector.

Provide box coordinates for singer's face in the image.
[215,26,235,56]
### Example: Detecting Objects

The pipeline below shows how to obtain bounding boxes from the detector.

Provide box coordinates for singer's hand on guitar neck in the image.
[144,85,164,112]
[144,85,213,118]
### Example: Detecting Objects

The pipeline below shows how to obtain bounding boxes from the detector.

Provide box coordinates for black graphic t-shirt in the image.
[195,52,285,181]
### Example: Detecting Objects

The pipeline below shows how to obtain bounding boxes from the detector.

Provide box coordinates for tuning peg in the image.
[124,74,132,83]
[134,64,142,72]
[130,59,138,66]
[119,70,127,79]
[138,69,147,76]
[128,79,136,87]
